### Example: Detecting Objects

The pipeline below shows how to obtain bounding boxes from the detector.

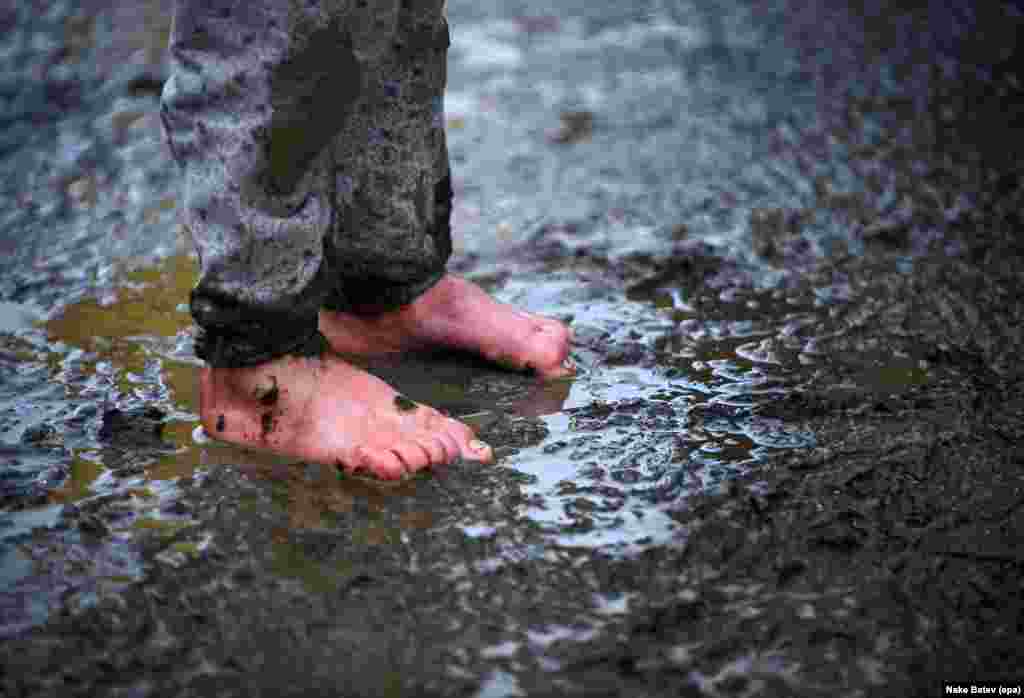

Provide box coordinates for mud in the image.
[256,376,280,408]
[394,394,419,413]
[260,412,276,440]
[2,0,1023,696]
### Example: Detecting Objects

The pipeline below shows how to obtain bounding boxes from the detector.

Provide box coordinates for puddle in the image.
[0,505,63,586]
[0,302,38,334]
[43,252,199,404]
[483,278,814,552]
[0,0,822,636]
[11,250,817,569]
[3,0,823,593]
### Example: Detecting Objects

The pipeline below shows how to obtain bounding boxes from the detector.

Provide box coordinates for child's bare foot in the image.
[319,275,574,379]
[198,353,492,480]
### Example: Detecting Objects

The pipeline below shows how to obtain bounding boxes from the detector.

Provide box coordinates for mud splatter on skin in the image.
[393,394,417,412]
[493,354,531,374]
[261,412,275,438]
[255,375,279,406]
[216,414,226,432]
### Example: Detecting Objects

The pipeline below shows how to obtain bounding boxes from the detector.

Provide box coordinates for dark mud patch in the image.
[255,375,280,407]
[97,406,166,448]
[394,393,418,413]
[260,411,276,439]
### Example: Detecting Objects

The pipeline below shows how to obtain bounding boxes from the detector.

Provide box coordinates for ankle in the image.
[202,356,307,405]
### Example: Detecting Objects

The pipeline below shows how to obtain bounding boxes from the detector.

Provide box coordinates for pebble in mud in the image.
[549,110,594,144]
[20,423,61,447]
[97,407,166,447]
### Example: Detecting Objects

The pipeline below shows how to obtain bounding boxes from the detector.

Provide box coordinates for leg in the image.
[161,0,490,478]
[316,0,574,378]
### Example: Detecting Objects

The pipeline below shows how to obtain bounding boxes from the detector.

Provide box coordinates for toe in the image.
[461,437,493,462]
[439,417,491,462]
[445,417,477,447]
[390,441,433,473]
[432,416,491,462]
[434,431,461,463]
[353,445,406,480]
[421,436,449,466]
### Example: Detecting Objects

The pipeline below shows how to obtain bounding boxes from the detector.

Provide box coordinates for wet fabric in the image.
[160,0,453,368]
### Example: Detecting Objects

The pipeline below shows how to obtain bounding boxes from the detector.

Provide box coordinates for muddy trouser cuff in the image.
[323,268,446,316]
[190,262,332,369]
[193,323,329,369]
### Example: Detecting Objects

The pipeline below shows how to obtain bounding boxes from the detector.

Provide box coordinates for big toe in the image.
[461,436,493,462]
[434,416,492,463]
[390,440,436,474]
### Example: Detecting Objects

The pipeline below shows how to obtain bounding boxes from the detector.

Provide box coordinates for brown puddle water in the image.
[39,253,294,516]
[34,253,551,536]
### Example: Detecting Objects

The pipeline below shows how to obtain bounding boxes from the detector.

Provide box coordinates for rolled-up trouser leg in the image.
[160,0,452,366]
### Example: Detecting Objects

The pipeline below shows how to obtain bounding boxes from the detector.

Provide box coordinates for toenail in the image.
[469,439,489,451]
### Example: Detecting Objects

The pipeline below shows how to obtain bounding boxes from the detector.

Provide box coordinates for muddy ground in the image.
[1,0,1023,696]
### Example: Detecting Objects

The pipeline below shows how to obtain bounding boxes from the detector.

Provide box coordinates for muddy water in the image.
[1,0,812,594]
[3,0,1021,694]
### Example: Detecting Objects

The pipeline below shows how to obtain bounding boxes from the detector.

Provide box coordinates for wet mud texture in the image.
[2,0,1024,696]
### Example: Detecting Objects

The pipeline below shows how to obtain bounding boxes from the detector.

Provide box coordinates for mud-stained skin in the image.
[492,354,526,373]
[216,414,226,432]
[261,411,275,438]
[254,375,279,406]
[393,394,418,413]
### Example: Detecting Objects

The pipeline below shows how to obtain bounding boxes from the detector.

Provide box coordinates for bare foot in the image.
[319,275,574,379]
[198,353,492,480]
